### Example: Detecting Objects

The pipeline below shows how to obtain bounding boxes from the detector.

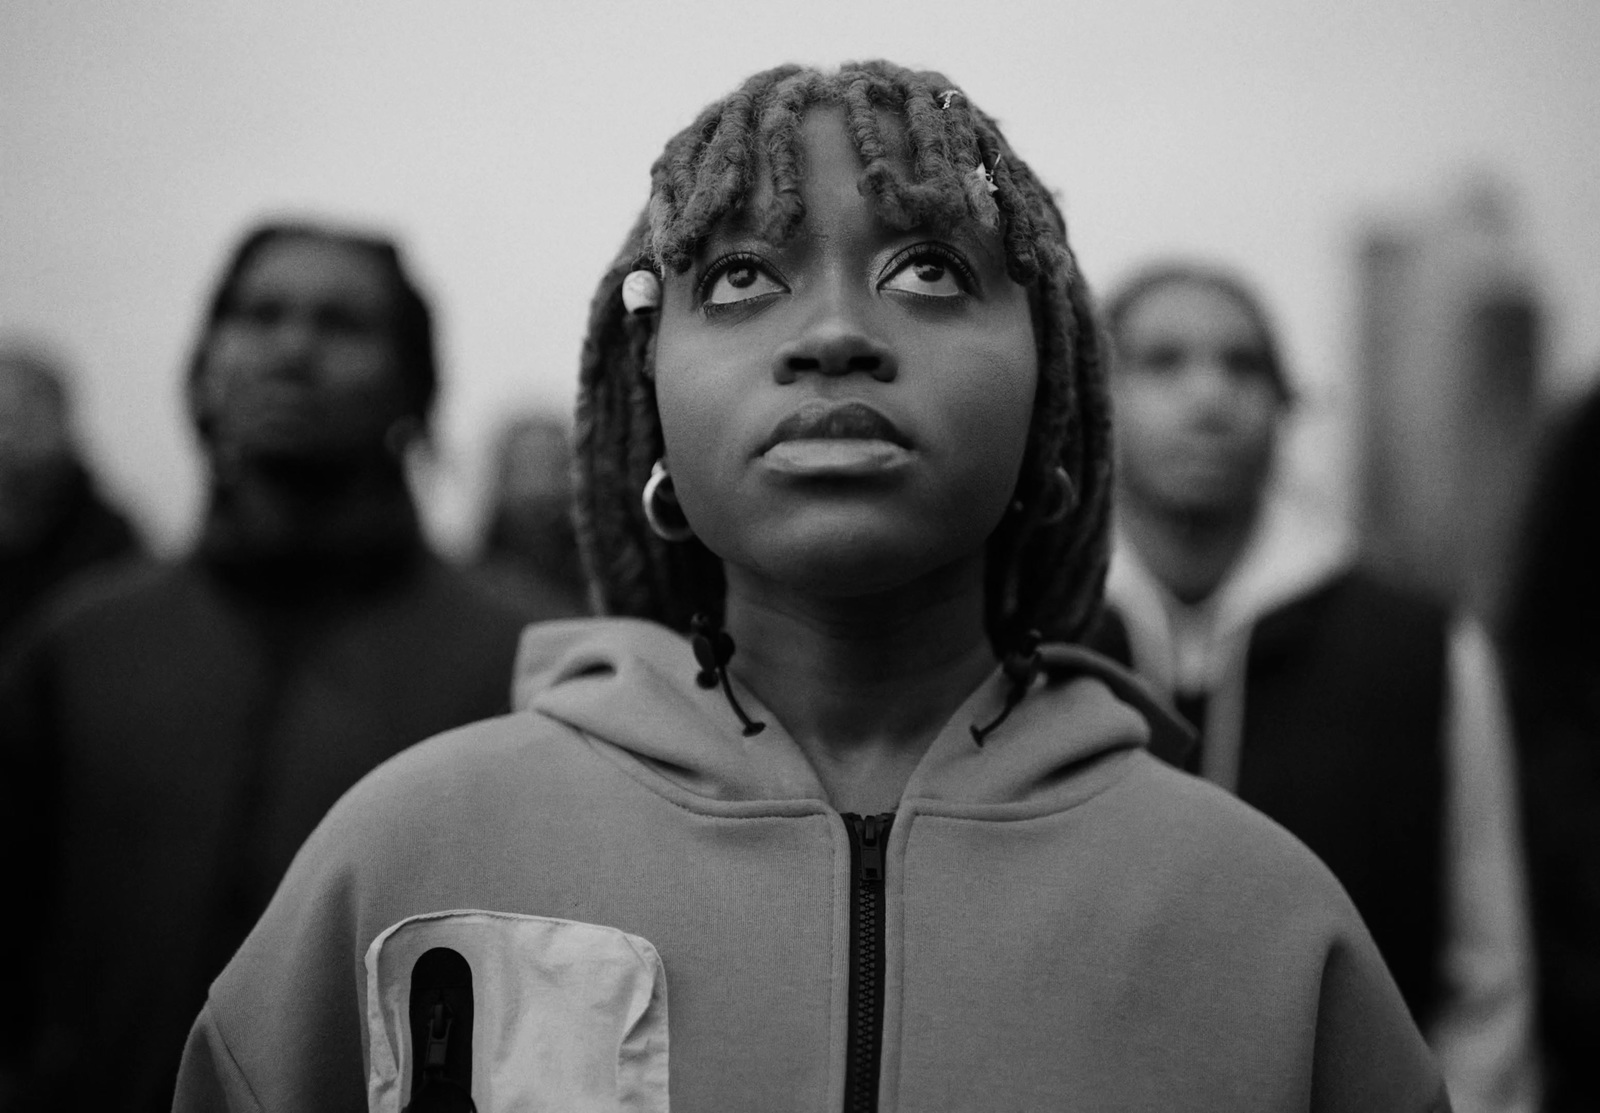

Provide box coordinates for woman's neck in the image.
[722,556,997,814]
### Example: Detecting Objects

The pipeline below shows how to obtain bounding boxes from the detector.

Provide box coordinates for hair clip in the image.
[969,155,1001,196]
[938,89,961,110]
[621,269,662,316]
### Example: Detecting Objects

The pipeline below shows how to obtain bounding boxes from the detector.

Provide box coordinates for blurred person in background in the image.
[1499,378,1600,1113]
[0,342,142,656]
[474,412,590,617]
[0,221,542,1112]
[1088,261,1538,1113]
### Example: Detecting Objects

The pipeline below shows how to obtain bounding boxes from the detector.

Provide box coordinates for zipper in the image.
[842,812,895,1113]
[402,947,478,1113]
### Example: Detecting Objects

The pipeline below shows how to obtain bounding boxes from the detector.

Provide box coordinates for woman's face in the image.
[197,236,409,462]
[1111,279,1283,522]
[653,107,1038,598]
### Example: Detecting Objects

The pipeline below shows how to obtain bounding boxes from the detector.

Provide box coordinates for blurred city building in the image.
[1355,178,1543,614]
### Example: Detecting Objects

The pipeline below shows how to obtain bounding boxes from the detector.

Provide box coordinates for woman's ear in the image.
[621,295,659,383]
[640,328,658,382]
[620,257,662,382]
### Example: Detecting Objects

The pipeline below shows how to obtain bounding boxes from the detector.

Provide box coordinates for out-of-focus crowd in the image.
[0,219,1595,1113]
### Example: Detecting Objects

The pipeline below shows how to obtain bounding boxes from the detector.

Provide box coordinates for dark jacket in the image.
[1500,384,1600,1112]
[0,463,141,657]
[0,489,544,1113]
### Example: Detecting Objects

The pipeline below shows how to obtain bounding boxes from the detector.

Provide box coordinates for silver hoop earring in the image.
[642,459,694,542]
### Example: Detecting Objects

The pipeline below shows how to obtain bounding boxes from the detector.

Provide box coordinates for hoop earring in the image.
[642,459,695,542]
[1037,466,1077,525]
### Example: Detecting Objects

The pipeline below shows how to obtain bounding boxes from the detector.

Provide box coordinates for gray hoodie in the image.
[175,617,1447,1112]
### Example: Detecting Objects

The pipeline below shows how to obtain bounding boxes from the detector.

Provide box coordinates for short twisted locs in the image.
[573,60,1114,653]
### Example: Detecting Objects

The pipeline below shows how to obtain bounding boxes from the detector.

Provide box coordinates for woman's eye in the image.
[705,262,785,306]
[881,254,966,298]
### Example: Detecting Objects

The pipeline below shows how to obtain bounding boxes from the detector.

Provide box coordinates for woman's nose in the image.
[771,299,898,384]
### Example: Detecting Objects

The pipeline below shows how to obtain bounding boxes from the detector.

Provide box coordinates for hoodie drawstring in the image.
[690,613,767,737]
[691,615,1040,746]
[970,629,1043,746]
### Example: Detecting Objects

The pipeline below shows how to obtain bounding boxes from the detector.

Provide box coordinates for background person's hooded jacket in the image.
[175,618,1448,1112]
[0,450,545,1113]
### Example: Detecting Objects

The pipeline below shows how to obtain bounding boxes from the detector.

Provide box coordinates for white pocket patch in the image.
[364,909,669,1112]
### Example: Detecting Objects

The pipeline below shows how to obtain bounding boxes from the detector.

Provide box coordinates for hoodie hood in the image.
[513,618,1189,812]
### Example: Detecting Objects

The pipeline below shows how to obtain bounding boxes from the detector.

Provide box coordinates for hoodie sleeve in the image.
[173,1006,266,1112]
[1310,924,1455,1113]
[171,783,377,1112]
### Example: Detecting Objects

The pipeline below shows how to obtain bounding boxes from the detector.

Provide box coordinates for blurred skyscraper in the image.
[1356,178,1543,613]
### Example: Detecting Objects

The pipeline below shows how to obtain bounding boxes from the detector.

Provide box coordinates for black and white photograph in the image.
[3,3,1597,1110]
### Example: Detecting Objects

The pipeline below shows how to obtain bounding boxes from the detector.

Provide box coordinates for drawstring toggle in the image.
[690,613,766,737]
[970,629,1043,747]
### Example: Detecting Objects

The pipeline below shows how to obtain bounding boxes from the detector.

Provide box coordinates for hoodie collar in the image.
[515,618,1174,811]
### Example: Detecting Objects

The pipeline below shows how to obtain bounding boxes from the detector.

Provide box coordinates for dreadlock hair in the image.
[574,61,1114,656]
[188,220,439,444]
[1102,260,1294,405]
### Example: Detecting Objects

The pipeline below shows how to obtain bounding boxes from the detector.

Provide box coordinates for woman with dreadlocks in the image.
[173,63,1444,1112]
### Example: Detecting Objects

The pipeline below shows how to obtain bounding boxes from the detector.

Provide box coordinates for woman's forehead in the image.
[706,105,984,250]
[715,107,885,214]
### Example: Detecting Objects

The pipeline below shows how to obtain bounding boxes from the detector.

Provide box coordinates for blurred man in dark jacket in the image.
[0,222,552,1112]
[0,344,141,657]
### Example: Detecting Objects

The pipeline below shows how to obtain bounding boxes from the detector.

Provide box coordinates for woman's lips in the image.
[759,399,910,450]
[758,400,913,477]
[763,439,911,475]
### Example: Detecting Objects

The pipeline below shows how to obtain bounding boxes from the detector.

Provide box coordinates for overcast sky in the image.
[4,0,1598,550]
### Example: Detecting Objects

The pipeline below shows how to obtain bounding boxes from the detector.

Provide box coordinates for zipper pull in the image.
[402,947,478,1113]
[423,1002,452,1072]
[859,815,884,882]
[847,812,894,882]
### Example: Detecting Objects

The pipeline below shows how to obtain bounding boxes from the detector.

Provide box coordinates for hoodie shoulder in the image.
[327,710,586,826]
[1117,747,1368,924]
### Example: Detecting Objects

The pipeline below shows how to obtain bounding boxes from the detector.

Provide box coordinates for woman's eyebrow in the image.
[694,232,779,261]
[933,223,1007,272]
